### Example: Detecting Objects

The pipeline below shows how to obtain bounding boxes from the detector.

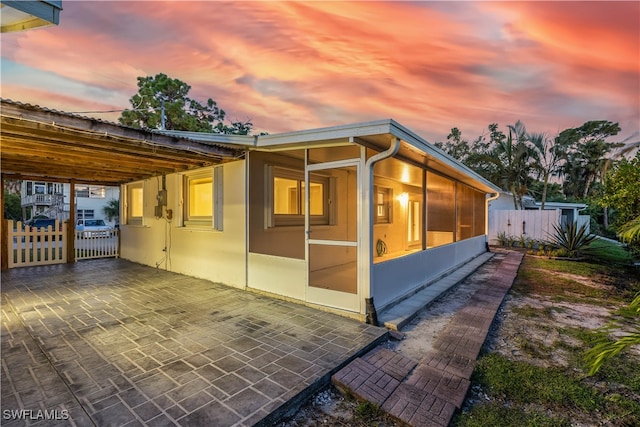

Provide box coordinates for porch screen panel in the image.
[308,245,357,294]
[426,172,455,247]
[456,184,474,241]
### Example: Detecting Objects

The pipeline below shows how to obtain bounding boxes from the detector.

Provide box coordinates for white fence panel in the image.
[488,210,560,244]
[75,229,119,260]
[7,220,67,268]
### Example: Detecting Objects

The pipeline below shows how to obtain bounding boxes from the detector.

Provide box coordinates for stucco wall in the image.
[247,253,306,300]
[119,160,247,288]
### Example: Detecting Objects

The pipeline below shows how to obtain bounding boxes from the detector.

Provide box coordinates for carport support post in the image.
[1,174,7,270]
[67,181,76,263]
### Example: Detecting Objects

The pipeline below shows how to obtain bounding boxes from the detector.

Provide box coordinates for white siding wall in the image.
[119,160,247,288]
[577,215,591,232]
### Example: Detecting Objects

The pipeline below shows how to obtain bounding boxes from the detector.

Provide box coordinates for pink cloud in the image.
[1,1,637,142]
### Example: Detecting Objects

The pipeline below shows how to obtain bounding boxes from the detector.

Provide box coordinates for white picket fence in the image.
[75,229,119,260]
[8,220,67,268]
[6,220,119,268]
[488,210,591,245]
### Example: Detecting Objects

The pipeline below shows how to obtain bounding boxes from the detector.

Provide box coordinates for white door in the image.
[306,160,360,312]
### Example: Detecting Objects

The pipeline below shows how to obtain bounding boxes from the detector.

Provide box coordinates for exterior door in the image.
[306,160,360,312]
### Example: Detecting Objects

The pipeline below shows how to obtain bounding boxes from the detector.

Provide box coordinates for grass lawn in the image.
[453,253,640,427]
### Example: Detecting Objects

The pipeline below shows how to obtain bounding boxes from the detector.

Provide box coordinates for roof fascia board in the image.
[535,202,587,209]
[155,130,256,147]
[255,119,394,147]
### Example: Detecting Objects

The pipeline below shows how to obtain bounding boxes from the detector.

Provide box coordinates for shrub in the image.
[496,231,509,246]
[547,221,596,258]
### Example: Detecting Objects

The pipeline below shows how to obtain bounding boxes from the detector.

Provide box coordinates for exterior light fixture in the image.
[1,1,62,33]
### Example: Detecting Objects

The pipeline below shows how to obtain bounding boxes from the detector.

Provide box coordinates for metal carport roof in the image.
[0,98,242,186]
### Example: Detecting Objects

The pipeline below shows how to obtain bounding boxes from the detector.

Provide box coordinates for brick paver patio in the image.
[333,251,524,427]
[1,259,387,426]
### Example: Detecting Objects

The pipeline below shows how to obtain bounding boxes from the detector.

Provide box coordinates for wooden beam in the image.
[67,181,75,264]
[1,174,7,270]
[1,145,208,175]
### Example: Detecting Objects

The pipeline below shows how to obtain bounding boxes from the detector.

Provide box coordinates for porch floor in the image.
[1,259,386,426]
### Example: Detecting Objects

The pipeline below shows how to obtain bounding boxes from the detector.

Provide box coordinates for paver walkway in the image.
[1,259,387,426]
[333,251,524,426]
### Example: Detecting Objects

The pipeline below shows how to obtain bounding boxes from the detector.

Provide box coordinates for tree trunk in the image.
[541,173,549,210]
[583,175,593,199]
[603,207,609,230]
[511,185,519,209]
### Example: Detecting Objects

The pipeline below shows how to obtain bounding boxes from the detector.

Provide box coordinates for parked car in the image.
[76,219,112,238]
[29,218,58,230]
[28,218,62,241]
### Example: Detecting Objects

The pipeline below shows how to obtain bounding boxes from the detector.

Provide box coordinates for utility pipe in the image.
[361,137,401,324]
[485,192,500,249]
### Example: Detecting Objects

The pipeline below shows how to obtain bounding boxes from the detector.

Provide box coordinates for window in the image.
[76,185,106,198]
[90,186,106,198]
[77,209,95,219]
[126,182,144,225]
[76,187,89,198]
[269,167,329,227]
[374,186,392,224]
[182,167,223,230]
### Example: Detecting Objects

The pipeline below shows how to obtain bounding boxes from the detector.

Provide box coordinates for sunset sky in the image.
[1,1,638,143]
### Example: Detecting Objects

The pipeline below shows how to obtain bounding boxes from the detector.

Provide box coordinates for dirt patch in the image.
[482,293,617,369]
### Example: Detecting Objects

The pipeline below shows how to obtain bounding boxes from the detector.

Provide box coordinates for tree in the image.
[586,293,640,375]
[528,132,563,209]
[556,120,622,199]
[3,192,22,221]
[119,73,252,134]
[102,199,120,224]
[599,152,640,248]
[479,121,535,209]
[434,127,471,162]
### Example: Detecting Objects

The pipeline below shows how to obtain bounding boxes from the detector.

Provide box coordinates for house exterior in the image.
[20,181,120,227]
[118,119,500,321]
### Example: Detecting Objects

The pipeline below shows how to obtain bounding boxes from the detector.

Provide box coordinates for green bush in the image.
[547,221,596,258]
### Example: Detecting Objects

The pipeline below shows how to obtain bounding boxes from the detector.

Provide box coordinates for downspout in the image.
[362,137,401,325]
[485,192,500,250]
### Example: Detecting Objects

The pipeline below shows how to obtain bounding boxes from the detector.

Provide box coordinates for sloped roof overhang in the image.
[1,1,62,32]
[253,119,501,194]
[0,99,242,186]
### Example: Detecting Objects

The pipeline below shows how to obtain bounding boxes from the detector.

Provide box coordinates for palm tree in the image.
[618,216,640,242]
[586,293,640,375]
[487,121,534,209]
[528,132,562,210]
[102,199,120,224]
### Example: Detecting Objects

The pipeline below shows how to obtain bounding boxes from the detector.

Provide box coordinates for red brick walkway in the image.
[333,251,524,426]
